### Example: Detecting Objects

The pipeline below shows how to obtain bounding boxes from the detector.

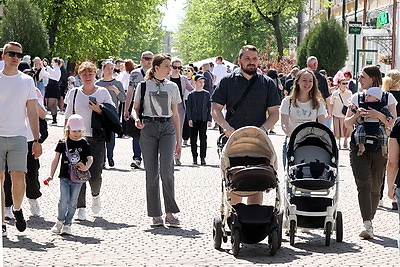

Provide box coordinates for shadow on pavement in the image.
[368,235,397,248]
[144,226,203,238]
[104,168,132,173]
[3,235,56,251]
[26,216,55,230]
[60,234,102,245]
[76,217,136,230]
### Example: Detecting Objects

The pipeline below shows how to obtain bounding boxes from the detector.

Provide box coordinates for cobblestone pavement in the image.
[2,115,400,266]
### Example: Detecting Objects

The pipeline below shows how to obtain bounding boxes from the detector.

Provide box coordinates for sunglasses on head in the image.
[172,66,182,70]
[142,57,153,61]
[5,51,23,59]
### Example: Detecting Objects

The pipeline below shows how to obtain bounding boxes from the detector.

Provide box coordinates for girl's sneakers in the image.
[51,221,63,234]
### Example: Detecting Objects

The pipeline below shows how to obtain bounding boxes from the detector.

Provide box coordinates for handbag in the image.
[338,93,348,116]
[65,140,91,183]
[124,81,146,140]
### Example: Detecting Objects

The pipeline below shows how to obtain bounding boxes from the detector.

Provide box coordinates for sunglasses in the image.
[5,51,23,59]
[184,69,192,73]
[172,66,183,70]
[142,57,153,61]
[341,82,348,85]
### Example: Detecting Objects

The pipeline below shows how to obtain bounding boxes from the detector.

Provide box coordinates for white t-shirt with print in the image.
[134,80,182,118]
[64,86,114,137]
[0,71,37,137]
[280,97,327,130]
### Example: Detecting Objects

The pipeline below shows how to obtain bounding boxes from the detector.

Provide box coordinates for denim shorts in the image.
[0,136,28,172]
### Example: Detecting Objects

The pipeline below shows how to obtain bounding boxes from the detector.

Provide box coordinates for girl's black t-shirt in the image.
[55,138,91,179]
[390,118,400,187]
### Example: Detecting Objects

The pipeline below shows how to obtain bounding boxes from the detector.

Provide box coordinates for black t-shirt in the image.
[314,71,330,99]
[170,77,183,101]
[390,118,400,187]
[55,138,91,179]
[212,72,281,130]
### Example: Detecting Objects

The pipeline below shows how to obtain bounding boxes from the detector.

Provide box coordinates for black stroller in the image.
[213,126,282,256]
[284,122,343,246]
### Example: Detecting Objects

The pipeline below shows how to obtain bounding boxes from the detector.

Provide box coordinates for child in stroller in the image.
[353,87,393,157]
[213,126,282,256]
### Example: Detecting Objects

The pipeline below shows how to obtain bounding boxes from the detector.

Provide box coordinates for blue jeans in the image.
[58,178,83,225]
[282,136,288,170]
[106,132,115,160]
[132,139,142,161]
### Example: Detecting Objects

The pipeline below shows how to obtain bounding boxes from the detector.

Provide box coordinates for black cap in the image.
[194,74,206,81]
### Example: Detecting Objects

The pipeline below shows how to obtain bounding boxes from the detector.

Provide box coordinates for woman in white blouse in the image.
[43,57,61,124]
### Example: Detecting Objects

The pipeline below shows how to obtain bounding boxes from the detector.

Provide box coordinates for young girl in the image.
[280,68,327,168]
[48,114,93,235]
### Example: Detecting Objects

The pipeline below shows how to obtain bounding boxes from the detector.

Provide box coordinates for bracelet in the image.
[33,139,39,143]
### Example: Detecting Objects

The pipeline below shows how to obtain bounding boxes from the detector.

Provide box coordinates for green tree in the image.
[31,0,166,61]
[0,0,49,58]
[296,32,310,68]
[300,18,348,75]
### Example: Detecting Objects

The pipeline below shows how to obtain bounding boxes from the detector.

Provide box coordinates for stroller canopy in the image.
[287,122,338,162]
[221,126,278,171]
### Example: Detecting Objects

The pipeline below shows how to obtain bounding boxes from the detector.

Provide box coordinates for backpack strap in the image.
[381,91,389,106]
[72,88,79,114]
[138,81,146,119]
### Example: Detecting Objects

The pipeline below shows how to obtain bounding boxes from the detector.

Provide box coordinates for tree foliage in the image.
[297,18,348,75]
[176,0,301,64]
[0,0,49,58]
[30,0,166,61]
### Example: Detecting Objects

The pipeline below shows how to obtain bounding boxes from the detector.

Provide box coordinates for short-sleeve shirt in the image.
[55,138,91,179]
[280,97,327,130]
[129,68,146,89]
[134,80,181,117]
[330,89,353,118]
[390,118,400,187]
[0,71,37,137]
[211,71,281,130]
[314,71,330,99]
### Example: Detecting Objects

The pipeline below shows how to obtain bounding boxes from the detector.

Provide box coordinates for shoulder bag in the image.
[124,81,146,140]
[65,140,91,183]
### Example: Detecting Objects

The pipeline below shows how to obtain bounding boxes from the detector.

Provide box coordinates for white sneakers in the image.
[5,207,14,220]
[359,220,374,239]
[29,198,41,217]
[51,221,72,235]
[92,195,101,214]
[51,221,64,234]
[75,208,86,221]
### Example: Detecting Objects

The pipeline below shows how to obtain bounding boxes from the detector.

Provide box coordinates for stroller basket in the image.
[228,165,277,191]
[233,203,275,224]
[290,196,333,228]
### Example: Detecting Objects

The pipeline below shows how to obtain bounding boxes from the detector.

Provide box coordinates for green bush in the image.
[297,18,348,76]
[1,0,49,58]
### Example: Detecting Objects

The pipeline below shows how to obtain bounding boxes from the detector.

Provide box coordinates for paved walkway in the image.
[2,115,400,266]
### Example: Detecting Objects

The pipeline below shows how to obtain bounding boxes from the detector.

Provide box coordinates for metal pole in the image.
[353,0,358,76]
[392,0,397,69]
[342,0,346,28]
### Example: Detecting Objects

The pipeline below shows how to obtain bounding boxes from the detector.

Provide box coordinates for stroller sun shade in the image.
[220,126,278,171]
[287,122,338,163]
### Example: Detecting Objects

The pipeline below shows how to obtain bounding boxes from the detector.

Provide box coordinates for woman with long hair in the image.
[344,65,397,239]
[280,68,327,167]
[132,54,182,227]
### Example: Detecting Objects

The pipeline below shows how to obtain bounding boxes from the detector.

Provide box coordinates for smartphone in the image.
[89,96,97,104]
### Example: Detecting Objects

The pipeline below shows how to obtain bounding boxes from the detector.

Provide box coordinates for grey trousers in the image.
[349,142,387,222]
[77,138,105,208]
[140,120,180,217]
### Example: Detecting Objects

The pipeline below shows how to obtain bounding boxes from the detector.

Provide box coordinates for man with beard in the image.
[211,45,280,205]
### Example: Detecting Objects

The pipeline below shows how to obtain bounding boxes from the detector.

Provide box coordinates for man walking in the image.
[124,51,153,168]
[211,45,280,205]
[0,41,42,236]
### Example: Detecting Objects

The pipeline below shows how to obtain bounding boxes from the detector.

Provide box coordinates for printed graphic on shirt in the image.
[68,148,82,165]
[149,91,169,116]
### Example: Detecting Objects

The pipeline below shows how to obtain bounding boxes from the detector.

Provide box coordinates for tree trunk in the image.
[48,0,64,55]
[269,14,284,60]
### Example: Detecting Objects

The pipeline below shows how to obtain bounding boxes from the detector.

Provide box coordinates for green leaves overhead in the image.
[30,0,166,61]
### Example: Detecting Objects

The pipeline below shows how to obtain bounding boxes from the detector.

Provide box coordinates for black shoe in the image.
[392,202,398,210]
[12,209,27,232]
[193,158,197,165]
[200,158,206,165]
[108,158,115,167]
[2,224,7,237]
[269,130,276,135]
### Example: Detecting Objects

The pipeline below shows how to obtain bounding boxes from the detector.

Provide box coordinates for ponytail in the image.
[145,68,155,80]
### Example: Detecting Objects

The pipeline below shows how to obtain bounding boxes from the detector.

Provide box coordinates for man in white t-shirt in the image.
[212,56,228,87]
[0,41,42,237]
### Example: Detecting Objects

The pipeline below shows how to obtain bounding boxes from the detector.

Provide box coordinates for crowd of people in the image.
[1,41,400,247]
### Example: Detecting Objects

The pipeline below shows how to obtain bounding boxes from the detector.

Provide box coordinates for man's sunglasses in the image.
[172,66,182,70]
[341,82,348,85]
[142,57,153,61]
[5,51,23,59]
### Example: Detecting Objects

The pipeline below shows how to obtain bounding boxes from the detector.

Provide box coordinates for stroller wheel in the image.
[231,229,240,256]
[213,216,223,249]
[325,222,332,246]
[336,211,343,242]
[289,220,296,246]
[269,228,279,256]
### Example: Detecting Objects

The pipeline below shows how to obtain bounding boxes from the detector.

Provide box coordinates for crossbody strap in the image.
[72,88,79,114]
[227,75,258,117]
[338,93,344,104]
[138,81,146,119]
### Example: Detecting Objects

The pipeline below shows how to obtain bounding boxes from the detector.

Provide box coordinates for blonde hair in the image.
[78,61,97,74]
[64,126,85,140]
[382,69,400,91]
